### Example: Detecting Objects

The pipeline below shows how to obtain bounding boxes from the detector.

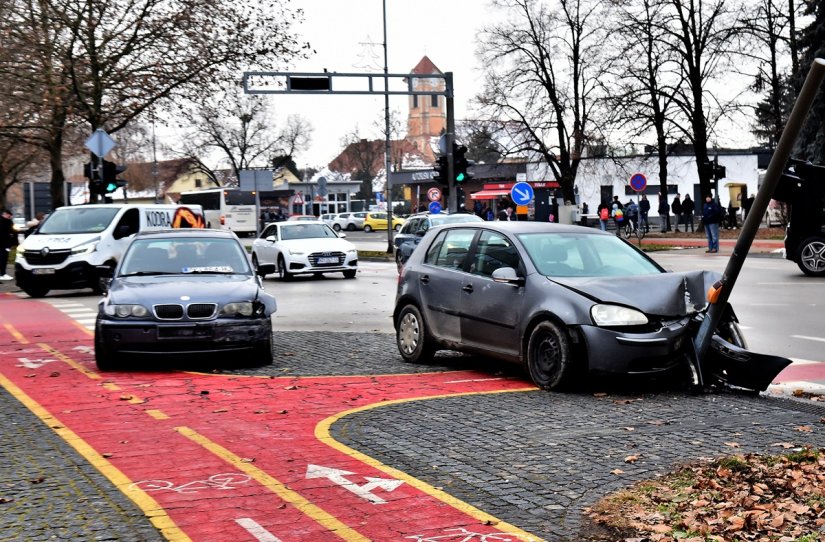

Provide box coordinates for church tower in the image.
[406,56,445,161]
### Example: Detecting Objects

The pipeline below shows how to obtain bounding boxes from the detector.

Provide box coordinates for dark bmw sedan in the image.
[95,229,276,371]
[394,222,789,391]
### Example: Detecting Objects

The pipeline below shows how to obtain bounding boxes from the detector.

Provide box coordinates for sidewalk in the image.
[639,230,785,254]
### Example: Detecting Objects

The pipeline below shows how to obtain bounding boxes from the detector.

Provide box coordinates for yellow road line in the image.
[37,343,100,380]
[3,323,28,344]
[175,426,370,542]
[0,371,190,542]
[316,387,542,542]
[146,409,169,420]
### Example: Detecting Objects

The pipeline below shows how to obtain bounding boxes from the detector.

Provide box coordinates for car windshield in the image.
[37,207,120,234]
[430,214,483,226]
[280,224,337,240]
[119,237,250,276]
[518,232,663,277]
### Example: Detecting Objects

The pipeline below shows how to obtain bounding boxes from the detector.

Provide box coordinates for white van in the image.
[15,204,204,297]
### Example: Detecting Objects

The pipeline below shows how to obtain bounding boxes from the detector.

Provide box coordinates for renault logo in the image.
[40,247,50,257]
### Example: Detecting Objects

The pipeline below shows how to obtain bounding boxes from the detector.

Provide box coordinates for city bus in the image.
[179,188,257,236]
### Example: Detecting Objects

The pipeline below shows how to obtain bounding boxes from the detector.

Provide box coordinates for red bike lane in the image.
[0,293,541,542]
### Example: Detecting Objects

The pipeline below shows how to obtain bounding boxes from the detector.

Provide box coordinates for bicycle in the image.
[622,216,646,240]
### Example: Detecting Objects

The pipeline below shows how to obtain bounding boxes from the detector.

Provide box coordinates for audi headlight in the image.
[287,249,305,256]
[104,304,149,318]
[221,302,254,316]
[590,304,648,326]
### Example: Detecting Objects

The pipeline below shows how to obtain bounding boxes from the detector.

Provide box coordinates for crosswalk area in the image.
[42,300,98,331]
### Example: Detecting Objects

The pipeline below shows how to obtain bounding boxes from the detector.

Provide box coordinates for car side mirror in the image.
[337,232,347,238]
[415,229,426,237]
[265,235,276,243]
[491,267,524,286]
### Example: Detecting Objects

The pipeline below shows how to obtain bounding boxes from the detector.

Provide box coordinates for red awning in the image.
[470,189,511,200]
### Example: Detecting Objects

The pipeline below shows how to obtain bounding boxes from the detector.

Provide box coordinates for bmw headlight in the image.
[104,304,149,318]
[71,240,99,255]
[590,304,648,326]
[221,302,254,316]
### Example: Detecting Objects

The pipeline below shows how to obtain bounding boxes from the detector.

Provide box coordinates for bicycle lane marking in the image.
[0,295,542,541]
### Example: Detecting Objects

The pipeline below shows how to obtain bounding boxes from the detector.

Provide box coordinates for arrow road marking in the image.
[17,357,57,369]
[306,464,404,504]
[235,518,283,542]
[72,345,95,355]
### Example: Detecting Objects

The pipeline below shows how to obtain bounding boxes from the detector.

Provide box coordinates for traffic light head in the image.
[101,160,128,193]
[453,144,474,184]
[433,155,449,186]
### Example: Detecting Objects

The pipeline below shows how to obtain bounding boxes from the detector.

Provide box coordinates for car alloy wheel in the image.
[797,236,825,277]
[364,225,373,233]
[277,255,292,281]
[526,320,573,390]
[396,304,435,363]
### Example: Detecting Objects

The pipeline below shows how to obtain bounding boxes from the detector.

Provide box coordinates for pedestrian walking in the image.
[657,194,669,233]
[611,196,624,236]
[639,194,650,233]
[681,195,695,233]
[671,195,683,232]
[0,209,18,281]
[597,201,610,231]
[580,202,589,227]
[701,195,722,253]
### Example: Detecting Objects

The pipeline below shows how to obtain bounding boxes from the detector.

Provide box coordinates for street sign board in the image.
[427,187,442,202]
[630,173,647,192]
[239,169,274,192]
[293,193,304,205]
[510,182,534,206]
[516,173,527,183]
[84,129,116,158]
[428,201,442,214]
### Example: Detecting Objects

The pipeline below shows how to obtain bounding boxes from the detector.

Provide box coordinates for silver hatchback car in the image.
[394,222,789,391]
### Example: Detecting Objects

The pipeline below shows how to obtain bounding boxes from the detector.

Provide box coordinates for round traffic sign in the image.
[630,173,647,192]
[510,182,534,206]
[427,187,442,202]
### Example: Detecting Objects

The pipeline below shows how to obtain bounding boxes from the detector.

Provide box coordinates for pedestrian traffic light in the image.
[713,165,726,180]
[453,144,474,184]
[101,160,128,194]
[432,154,449,187]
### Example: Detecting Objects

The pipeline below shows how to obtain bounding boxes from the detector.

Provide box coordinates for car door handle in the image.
[419,275,430,284]
[462,284,473,293]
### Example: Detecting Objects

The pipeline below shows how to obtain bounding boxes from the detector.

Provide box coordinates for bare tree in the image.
[657,0,744,198]
[476,0,607,202]
[791,0,825,162]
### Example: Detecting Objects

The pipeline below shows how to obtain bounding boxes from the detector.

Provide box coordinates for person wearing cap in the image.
[0,209,18,280]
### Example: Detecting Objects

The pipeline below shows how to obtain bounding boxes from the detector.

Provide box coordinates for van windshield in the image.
[38,207,121,234]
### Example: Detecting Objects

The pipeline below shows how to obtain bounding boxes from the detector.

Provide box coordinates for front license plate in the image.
[317,257,338,264]
[158,327,212,339]
[32,268,56,275]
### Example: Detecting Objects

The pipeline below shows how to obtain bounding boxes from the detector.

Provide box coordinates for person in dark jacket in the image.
[639,194,651,232]
[681,195,695,232]
[671,195,682,232]
[0,209,18,280]
[701,195,722,253]
[657,194,669,233]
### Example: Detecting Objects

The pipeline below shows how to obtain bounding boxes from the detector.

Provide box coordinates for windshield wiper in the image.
[120,271,170,277]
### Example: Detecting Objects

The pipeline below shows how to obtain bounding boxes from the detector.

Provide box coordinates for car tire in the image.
[333,223,341,232]
[253,331,274,365]
[796,236,825,277]
[277,255,292,281]
[252,254,263,277]
[526,320,573,390]
[346,224,355,231]
[94,333,116,371]
[396,304,435,363]
[394,224,403,232]
[20,280,49,298]
[715,319,747,349]
[364,225,373,233]
[343,269,357,279]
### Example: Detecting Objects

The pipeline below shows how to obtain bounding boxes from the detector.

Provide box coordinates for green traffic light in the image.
[106,182,117,192]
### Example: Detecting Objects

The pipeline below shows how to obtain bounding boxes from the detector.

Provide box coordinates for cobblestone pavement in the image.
[2,331,825,541]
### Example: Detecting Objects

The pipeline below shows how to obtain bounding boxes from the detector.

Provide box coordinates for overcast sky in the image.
[267,0,499,169]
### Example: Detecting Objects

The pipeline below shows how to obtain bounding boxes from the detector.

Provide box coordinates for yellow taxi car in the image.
[363,212,405,232]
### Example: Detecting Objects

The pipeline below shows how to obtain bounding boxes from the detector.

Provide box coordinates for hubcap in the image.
[398,312,420,355]
[801,241,825,273]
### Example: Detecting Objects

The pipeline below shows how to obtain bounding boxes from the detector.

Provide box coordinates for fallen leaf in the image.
[241,457,255,463]
[29,477,45,484]
[49,372,60,377]
[593,392,608,397]
[623,427,635,432]
[646,420,670,426]
[284,385,299,390]
[795,425,813,433]
[212,408,228,413]
[610,469,624,475]
[625,455,640,463]
[119,395,133,401]
[770,442,795,448]
[101,453,113,458]
[724,442,740,448]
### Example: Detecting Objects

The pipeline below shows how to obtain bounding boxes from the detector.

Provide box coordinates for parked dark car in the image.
[95,229,276,371]
[394,222,789,391]
[775,160,825,276]
[394,212,484,271]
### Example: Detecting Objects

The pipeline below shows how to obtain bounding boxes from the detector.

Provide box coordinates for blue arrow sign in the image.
[428,201,442,214]
[510,182,534,206]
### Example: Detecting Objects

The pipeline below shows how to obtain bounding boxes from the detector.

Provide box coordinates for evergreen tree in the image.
[792,0,825,162]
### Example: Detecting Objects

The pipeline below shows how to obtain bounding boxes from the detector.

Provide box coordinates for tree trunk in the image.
[49,142,66,209]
